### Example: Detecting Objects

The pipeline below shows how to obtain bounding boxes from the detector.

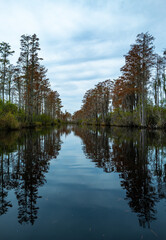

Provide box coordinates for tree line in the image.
[0,34,63,127]
[73,32,166,128]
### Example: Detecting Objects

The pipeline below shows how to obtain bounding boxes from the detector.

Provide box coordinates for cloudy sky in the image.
[0,0,166,113]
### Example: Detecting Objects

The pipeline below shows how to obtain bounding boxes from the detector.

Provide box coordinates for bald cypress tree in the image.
[18,34,31,115]
[0,42,14,102]
[18,34,41,124]
[29,34,41,124]
[13,65,23,110]
[136,32,155,126]
[7,64,15,102]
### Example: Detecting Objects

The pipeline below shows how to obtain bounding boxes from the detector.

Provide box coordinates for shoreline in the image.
[1,121,166,131]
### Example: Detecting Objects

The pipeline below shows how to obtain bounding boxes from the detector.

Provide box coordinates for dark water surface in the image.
[0,126,166,240]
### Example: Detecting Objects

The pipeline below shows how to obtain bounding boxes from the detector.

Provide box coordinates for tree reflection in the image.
[1,125,166,228]
[73,126,166,228]
[74,126,112,172]
[0,128,63,224]
[0,154,12,215]
[0,131,20,216]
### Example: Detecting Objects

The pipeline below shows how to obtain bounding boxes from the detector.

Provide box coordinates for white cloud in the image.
[0,0,166,113]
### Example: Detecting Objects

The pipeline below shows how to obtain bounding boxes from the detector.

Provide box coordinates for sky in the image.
[0,0,166,113]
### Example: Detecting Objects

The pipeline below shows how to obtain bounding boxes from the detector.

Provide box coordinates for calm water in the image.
[0,126,166,240]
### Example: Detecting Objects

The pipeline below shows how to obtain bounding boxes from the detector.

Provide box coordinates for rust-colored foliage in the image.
[73,79,114,122]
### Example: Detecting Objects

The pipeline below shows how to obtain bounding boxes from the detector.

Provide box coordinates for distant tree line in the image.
[73,32,166,128]
[0,34,63,126]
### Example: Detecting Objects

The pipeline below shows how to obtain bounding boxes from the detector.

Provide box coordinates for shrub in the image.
[16,109,26,122]
[0,112,20,129]
[36,114,52,125]
[2,102,18,114]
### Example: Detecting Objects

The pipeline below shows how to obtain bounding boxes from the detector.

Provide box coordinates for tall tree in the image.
[6,64,15,102]
[0,42,14,102]
[162,50,166,102]
[153,54,163,106]
[13,65,23,110]
[135,32,155,126]
[112,33,155,126]
[28,34,41,123]
[18,34,31,114]
[18,34,42,123]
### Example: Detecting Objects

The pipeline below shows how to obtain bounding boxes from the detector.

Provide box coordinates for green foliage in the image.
[0,100,62,129]
[35,114,53,125]
[0,101,20,129]
[157,107,166,128]
[146,105,159,127]
[110,109,140,127]
[0,112,20,129]
[16,109,26,123]
[2,101,18,114]
[110,105,166,128]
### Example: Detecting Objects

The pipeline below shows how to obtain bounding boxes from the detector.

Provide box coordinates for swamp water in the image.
[0,126,166,240]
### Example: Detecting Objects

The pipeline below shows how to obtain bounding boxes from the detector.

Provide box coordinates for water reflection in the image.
[0,128,65,224]
[0,126,166,230]
[73,126,166,228]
